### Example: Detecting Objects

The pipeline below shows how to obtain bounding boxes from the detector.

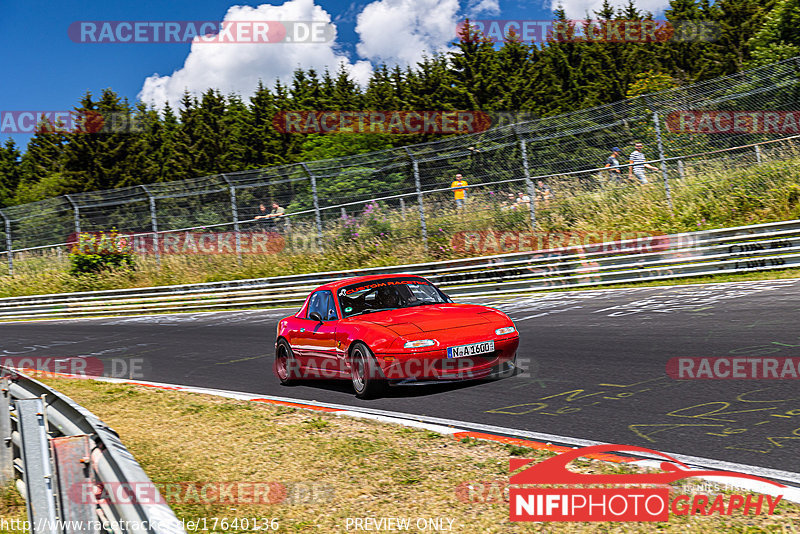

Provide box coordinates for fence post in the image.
[0,378,12,483]
[300,163,324,249]
[403,148,428,249]
[0,210,12,276]
[677,159,685,180]
[15,397,59,532]
[755,144,762,164]
[399,197,406,219]
[221,175,242,264]
[140,185,160,266]
[65,194,81,235]
[652,111,674,212]
[51,435,97,531]
[517,136,537,229]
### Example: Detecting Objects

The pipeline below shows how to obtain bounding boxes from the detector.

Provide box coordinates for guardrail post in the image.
[300,163,324,249]
[652,111,674,212]
[51,435,98,533]
[15,397,59,532]
[140,185,160,266]
[755,144,762,164]
[403,148,428,250]
[0,210,12,276]
[0,378,12,483]
[518,136,537,229]
[221,175,242,264]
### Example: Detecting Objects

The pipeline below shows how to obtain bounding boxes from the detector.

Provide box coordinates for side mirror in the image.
[309,311,323,322]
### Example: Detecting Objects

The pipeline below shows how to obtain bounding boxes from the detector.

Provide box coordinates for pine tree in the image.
[0,140,21,207]
[748,0,800,65]
[449,20,499,109]
[707,0,776,75]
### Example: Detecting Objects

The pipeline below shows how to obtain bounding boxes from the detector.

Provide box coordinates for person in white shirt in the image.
[628,142,659,184]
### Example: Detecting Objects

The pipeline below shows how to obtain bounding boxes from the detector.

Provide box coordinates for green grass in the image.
[0,378,792,534]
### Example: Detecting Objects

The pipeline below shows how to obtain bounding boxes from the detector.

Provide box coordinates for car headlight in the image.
[495,326,516,336]
[404,339,437,348]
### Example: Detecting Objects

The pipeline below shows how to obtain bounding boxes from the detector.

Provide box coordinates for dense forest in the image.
[0,0,798,208]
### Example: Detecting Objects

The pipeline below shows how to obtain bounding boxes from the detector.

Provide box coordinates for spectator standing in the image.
[451,174,468,209]
[252,202,271,230]
[628,142,659,185]
[516,191,531,208]
[255,201,286,231]
[605,147,622,183]
[535,180,554,205]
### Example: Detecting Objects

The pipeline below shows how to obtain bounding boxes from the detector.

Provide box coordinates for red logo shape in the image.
[510,444,785,487]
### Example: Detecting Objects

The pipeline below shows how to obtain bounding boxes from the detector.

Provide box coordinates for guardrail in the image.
[0,219,798,320]
[0,367,185,533]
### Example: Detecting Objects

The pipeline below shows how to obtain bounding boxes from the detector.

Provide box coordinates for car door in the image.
[296,290,343,378]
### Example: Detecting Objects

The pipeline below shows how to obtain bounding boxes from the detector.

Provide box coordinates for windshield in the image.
[337,277,451,318]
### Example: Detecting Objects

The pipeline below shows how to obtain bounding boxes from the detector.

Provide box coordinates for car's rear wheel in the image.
[350,342,385,399]
[274,339,299,386]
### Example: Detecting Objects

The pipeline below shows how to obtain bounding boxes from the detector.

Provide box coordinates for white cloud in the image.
[355,0,461,67]
[467,0,501,17]
[138,0,372,110]
[554,0,670,19]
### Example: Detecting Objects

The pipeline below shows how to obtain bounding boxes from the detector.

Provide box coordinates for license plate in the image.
[447,340,495,359]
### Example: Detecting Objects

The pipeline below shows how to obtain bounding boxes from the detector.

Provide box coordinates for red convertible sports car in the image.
[273,274,520,398]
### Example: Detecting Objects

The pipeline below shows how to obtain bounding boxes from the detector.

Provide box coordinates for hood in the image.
[361,304,493,334]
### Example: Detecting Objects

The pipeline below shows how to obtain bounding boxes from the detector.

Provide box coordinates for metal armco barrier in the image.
[0,219,799,320]
[0,369,185,534]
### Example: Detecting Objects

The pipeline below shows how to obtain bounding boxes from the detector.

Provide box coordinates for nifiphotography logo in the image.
[509,444,784,522]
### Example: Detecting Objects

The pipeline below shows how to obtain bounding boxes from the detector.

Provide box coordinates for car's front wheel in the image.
[490,353,517,380]
[350,342,386,399]
[274,339,299,386]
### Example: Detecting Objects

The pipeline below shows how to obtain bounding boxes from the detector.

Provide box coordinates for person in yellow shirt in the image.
[451,174,468,209]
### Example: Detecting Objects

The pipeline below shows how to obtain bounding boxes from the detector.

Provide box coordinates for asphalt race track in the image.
[2,278,800,478]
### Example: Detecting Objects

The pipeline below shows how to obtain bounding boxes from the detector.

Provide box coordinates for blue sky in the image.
[0,0,669,149]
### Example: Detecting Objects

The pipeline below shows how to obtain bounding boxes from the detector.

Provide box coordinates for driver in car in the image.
[375,286,401,309]
[375,285,418,309]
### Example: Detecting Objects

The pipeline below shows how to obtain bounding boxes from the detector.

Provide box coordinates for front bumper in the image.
[376,336,520,380]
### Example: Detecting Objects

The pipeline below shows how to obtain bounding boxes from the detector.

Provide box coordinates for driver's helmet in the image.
[376,286,402,308]
[376,284,418,308]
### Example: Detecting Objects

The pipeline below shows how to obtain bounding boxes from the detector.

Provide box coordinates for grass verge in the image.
[0,378,796,533]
